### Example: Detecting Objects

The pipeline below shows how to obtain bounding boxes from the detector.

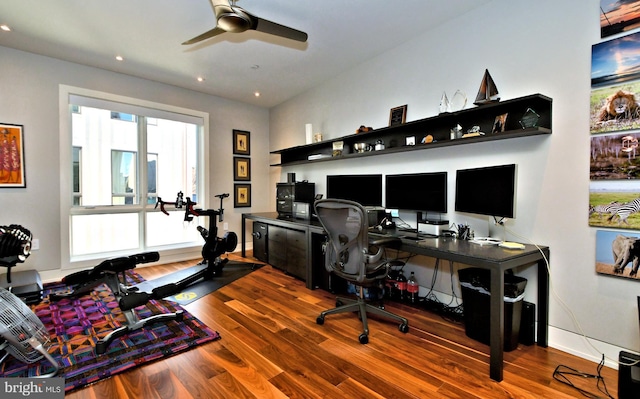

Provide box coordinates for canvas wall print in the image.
[589,180,640,229]
[600,0,640,38]
[590,132,640,179]
[0,123,25,187]
[596,229,640,280]
[590,82,640,134]
[592,30,640,87]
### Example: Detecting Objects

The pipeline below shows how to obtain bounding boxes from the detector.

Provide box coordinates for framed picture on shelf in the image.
[389,105,407,126]
[233,129,250,155]
[233,156,251,181]
[492,113,508,133]
[234,183,251,208]
[0,123,26,188]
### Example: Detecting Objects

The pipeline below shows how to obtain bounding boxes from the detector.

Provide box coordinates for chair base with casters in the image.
[316,284,409,344]
[314,198,409,344]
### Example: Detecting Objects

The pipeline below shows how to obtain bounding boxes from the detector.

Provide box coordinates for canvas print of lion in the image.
[596,230,640,280]
[591,85,640,134]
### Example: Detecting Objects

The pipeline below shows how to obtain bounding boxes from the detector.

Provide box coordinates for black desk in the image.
[241,213,549,382]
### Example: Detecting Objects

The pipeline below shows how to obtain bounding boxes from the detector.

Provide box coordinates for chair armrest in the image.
[369,236,401,247]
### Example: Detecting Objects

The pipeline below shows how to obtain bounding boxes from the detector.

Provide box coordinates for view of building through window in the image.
[69,100,203,258]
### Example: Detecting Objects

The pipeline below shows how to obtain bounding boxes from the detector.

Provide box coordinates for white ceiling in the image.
[0,0,491,108]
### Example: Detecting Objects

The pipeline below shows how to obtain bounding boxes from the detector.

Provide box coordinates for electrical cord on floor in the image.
[552,354,614,399]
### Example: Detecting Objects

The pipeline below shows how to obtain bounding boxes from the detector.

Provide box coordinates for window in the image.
[61,86,209,266]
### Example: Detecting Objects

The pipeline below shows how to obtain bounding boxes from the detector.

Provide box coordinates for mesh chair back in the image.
[314,199,369,282]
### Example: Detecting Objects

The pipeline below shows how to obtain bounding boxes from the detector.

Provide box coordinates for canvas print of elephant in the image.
[596,230,640,280]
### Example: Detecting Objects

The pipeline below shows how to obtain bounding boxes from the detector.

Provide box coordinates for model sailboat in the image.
[473,69,500,106]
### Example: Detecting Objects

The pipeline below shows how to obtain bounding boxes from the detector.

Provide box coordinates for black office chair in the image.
[314,199,409,344]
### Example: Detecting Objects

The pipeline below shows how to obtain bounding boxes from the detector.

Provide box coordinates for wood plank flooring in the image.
[66,254,618,398]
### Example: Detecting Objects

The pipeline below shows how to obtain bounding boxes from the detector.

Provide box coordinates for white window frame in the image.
[59,85,210,270]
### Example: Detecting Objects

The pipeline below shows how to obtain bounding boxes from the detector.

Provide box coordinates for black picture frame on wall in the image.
[233,157,251,181]
[234,183,251,208]
[233,129,250,155]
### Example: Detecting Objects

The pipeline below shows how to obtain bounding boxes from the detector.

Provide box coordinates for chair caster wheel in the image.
[316,316,324,325]
[358,333,369,344]
[399,323,409,333]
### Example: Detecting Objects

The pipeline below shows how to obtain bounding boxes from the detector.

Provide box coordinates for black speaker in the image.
[618,351,640,399]
[519,301,535,346]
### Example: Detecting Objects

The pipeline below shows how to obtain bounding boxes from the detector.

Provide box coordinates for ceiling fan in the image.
[183,0,308,45]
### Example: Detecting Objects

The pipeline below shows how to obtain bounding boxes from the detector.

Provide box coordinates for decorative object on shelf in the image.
[232,129,250,155]
[332,141,344,156]
[234,183,251,208]
[314,132,323,142]
[462,125,484,138]
[0,123,25,188]
[233,156,251,181]
[389,104,407,126]
[353,142,370,153]
[356,125,373,133]
[450,124,463,140]
[439,92,451,113]
[406,136,416,146]
[421,135,434,144]
[305,123,313,144]
[374,139,385,151]
[450,90,467,111]
[520,108,540,128]
[474,69,500,106]
[492,113,508,133]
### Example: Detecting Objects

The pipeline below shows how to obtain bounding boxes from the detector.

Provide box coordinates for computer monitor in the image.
[385,172,447,213]
[326,174,383,206]
[455,164,517,219]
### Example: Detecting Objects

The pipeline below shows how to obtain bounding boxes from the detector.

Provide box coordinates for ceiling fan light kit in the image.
[183,0,308,45]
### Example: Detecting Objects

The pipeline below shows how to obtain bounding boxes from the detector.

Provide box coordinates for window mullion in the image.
[138,116,148,250]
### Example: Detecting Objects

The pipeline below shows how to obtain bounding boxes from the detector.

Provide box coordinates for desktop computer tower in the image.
[618,351,640,399]
[276,182,315,216]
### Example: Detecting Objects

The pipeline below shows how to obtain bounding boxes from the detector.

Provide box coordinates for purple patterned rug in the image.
[0,271,221,393]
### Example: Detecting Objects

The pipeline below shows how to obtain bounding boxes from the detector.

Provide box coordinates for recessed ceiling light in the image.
[115,55,124,61]
[254,92,261,97]
[1,25,11,32]
[251,65,260,70]
[197,77,205,82]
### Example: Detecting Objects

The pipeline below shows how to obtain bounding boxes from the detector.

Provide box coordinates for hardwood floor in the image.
[67,253,618,398]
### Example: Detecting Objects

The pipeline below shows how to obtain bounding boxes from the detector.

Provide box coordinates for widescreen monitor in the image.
[454,164,517,219]
[385,172,447,213]
[326,174,383,207]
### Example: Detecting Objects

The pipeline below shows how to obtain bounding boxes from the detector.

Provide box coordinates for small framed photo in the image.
[233,129,250,155]
[0,123,26,188]
[492,113,508,133]
[234,183,251,208]
[389,105,407,126]
[233,156,251,181]
[406,136,416,146]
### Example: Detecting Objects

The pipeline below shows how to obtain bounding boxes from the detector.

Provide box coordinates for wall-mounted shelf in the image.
[271,93,552,167]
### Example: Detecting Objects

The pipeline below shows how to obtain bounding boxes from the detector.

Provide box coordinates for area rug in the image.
[134,260,263,306]
[0,271,221,393]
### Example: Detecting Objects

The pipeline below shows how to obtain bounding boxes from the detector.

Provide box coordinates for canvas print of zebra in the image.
[589,181,640,230]
[596,230,640,280]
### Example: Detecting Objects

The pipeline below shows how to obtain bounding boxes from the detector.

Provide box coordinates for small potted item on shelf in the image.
[374,139,385,151]
[332,141,344,156]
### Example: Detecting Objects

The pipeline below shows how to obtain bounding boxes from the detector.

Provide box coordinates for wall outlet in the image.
[31,238,40,251]
[223,222,229,231]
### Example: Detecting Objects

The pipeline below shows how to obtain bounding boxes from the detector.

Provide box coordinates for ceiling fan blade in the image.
[252,16,308,42]
[182,26,226,45]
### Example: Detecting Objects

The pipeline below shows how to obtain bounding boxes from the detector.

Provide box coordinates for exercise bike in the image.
[51,192,238,354]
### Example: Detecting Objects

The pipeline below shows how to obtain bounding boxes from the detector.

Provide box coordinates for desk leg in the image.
[489,268,505,382]
[537,252,549,347]
[241,214,247,258]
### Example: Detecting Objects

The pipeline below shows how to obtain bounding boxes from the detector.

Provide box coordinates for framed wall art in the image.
[389,105,407,126]
[234,183,251,208]
[0,123,26,188]
[233,156,251,181]
[233,129,250,155]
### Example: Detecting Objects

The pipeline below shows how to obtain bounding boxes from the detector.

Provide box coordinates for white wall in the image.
[269,0,640,366]
[0,46,271,274]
